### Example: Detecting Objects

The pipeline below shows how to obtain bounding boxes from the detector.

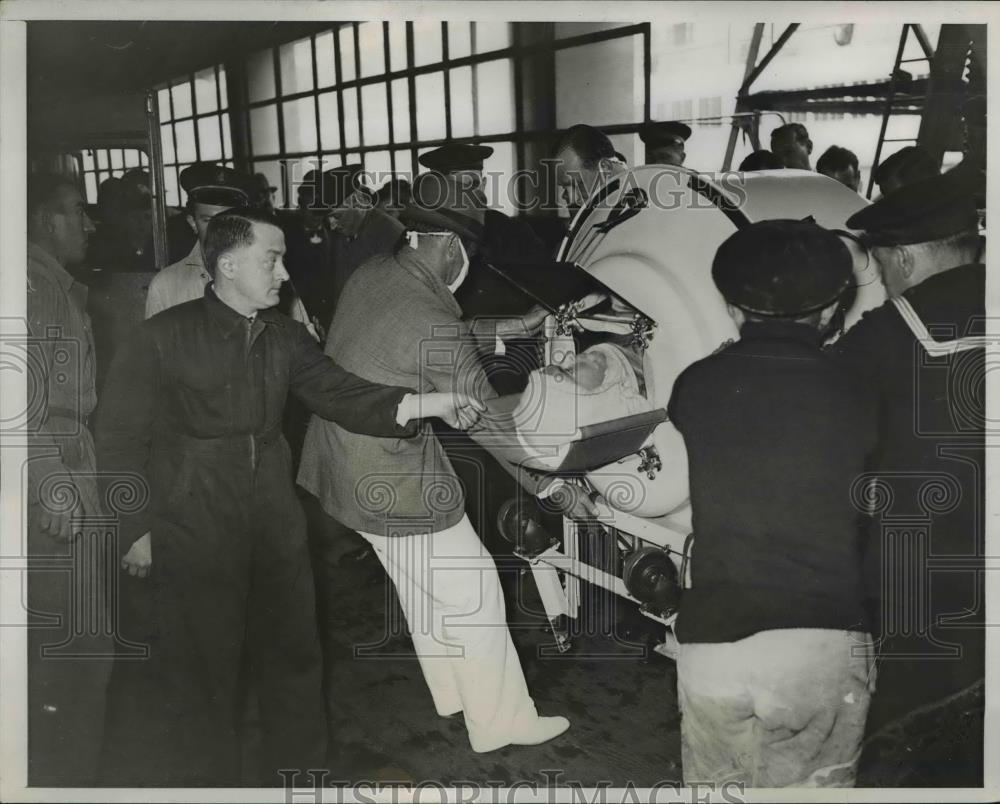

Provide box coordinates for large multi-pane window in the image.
[157,66,234,207]
[236,22,517,212]
[79,148,149,204]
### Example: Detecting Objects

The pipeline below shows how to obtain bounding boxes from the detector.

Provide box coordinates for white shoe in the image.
[508,715,570,747]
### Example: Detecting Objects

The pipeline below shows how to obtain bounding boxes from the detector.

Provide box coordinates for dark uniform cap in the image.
[712,219,853,318]
[846,169,978,246]
[400,172,485,243]
[180,163,252,207]
[299,165,364,209]
[418,144,495,173]
[639,121,692,147]
[872,145,939,190]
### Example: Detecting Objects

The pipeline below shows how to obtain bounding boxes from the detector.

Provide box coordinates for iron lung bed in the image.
[478,165,881,654]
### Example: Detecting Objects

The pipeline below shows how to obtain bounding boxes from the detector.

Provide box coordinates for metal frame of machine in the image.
[491,165,876,659]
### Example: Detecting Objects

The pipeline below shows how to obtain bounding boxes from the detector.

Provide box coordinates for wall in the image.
[553,23,644,165]
[29,89,148,154]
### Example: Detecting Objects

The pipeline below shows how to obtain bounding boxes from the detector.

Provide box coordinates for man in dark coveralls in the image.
[96,208,481,786]
[831,169,986,783]
[668,220,879,787]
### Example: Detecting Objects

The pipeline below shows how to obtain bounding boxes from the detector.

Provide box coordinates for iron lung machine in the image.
[487,166,880,654]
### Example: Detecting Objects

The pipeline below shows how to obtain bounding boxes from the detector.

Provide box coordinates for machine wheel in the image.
[496,497,557,558]
[622,546,680,617]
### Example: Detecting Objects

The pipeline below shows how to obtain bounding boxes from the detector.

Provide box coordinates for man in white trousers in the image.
[297,171,570,752]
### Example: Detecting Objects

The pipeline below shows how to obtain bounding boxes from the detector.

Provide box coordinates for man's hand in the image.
[122,532,152,578]
[494,305,549,340]
[520,305,549,335]
[544,480,599,520]
[402,392,486,430]
[34,504,79,542]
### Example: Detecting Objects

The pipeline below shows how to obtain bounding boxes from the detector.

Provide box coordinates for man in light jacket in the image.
[297,172,570,753]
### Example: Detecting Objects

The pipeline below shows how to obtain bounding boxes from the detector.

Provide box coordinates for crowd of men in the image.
[23,113,985,789]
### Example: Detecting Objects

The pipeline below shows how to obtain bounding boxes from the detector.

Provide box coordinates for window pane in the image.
[217,67,228,109]
[96,149,108,170]
[357,22,385,78]
[124,149,139,168]
[198,116,223,161]
[412,21,442,66]
[157,88,172,122]
[475,60,514,135]
[388,22,407,72]
[447,22,472,59]
[163,166,180,208]
[474,23,510,54]
[160,124,175,164]
[171,80,193,119]
[112,149,124,170]
[81,149,95,171]
[449,67,474,137]
[84,173,98,204]
[392,150,414,179]
[280,37,314,94]
[250,104,280,156]
[247,48,276,102]
[360,83,389,146]
[316,30,336,88]
[391,79,410,142]
[342,89,360,148]
[283,97,318,154]
[140,151,149,166]
[364,150,392,188]
[253,161,284,208]
[415,72,446,140]
[174,119,197,162]
[318,91,341,151]
[221,114,232,159]
[338,25,356,82]
[194,67,218,114]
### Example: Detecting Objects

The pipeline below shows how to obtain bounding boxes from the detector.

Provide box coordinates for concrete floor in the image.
[316,537,683,787]
[306,526,985,790]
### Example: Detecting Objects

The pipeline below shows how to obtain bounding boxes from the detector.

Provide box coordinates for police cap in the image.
[846,169,978,246]
[418,144,494,173]
[180,163,253,207]
[712,219,853,317]
[639,121,692,147]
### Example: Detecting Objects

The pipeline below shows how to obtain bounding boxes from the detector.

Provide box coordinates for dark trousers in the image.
[100,437,325,786]
[27,523,114,786]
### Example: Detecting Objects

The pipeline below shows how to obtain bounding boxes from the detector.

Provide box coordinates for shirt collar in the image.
[185,242,205,268]
[203,284,287,339]
[739,318,824,347]
[27,242,75,293]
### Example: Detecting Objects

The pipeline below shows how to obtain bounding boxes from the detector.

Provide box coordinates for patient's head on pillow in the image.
[513,343,651,454]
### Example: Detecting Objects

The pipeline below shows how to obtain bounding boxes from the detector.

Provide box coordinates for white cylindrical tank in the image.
[557,166,880,518]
